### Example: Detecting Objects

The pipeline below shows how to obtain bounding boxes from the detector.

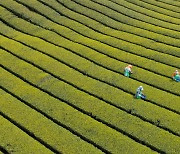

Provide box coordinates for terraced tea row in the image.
[3,0,180,66]
[0,68,110,154]
[0,3,180,95]
[1,28,180,113]
[158,0,180,7]
[0,6,180,111]
[1,53,163,153]
[0,86,103,154]
[1,1,180,74]
[0,0,180,153]
[0,109,52,154]
[109,0,180,25]
[89,0,180,31]
[1,24,180,130]
[1,49,180,153]
[6,0,180,59]
[141,0,180,13]
[1,22,180,98]
[1,32,180,132]
[159,0,180,7]
[43,0,180,48]
[65,0,180,38]
[46,0,180,51]
[126,0,180,19]
[1,24,180,96]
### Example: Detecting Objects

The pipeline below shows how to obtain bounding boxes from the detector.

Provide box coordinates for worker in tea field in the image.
[135,86,146,99]
[172,70,180,82]
[124,65,133,77]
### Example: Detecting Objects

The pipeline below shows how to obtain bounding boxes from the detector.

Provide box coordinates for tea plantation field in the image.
[0,0,180,153]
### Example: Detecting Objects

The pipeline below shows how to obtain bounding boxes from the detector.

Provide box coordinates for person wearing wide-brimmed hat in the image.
[124,64,133,77]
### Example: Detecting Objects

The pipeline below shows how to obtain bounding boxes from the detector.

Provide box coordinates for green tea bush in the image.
[110,0,180,25]
[0,69,106,154]
[0,0,180,153]
[1,50,180,153]
[0,4,179,73]
[160,0,180,7]
[126,0,180,19]
[0,106,52,154]
[0,41,180,135]
[0,9,179,110]
[89,0,180,31]
[40,0,180,48]
[2,0,179,59]
[141,0,180,13]
[0,62,157,154]
[59,0,180,39]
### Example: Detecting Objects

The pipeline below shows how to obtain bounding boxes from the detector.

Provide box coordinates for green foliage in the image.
[0,0,180,153]
[0,60,156,154]
[0,47,180,153]
[0,78,104,154]
[111,0,180,25]
[0,109,52,153]
[141,0,180,13]
[0,4,179,94]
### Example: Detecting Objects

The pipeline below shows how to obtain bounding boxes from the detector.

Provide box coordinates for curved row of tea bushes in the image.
[48,0,180,49]
[126,0,180,19]
[8,0,180,60]
[0,8,179,112]
[140,0,180,14]
[0,67,110,154]
[1,23,179,95]
[1,35,180,137]
[0,1,179,73]
[158,0,180,7]
[89,0,180,31]
[0,1,180,94]
[124,0,180,19]
[1,21,180,97]
[14,0,180,55]
[0,27,180,106]
[1,49,180,153]
[41,0,180,49]
[0,0,179,153]
[108,0,180,25]
[0,52,160,154]
[65,0,180,38]
[0,105,52,154]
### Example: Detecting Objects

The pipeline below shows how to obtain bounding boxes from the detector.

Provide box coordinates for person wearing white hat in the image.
[124,64,133,77]
[172,70,180,82]
[135,86,146,99]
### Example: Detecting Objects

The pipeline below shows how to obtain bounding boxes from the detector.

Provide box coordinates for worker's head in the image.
[139,86,143,91]
[128,65,132,68]
[175,70,179,74]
